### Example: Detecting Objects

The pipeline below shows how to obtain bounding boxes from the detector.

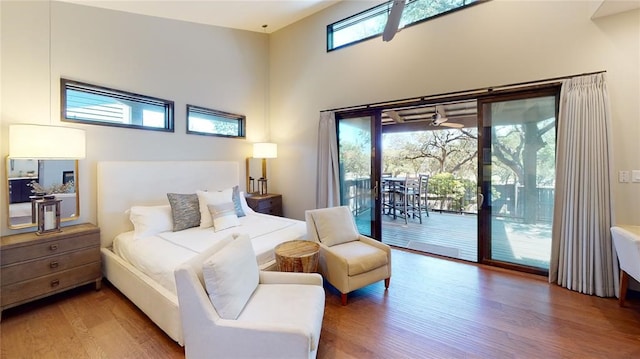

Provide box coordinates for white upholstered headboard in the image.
[96,161,239,248]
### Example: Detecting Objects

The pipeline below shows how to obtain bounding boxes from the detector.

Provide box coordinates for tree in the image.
[491,117,555,223]
[383,129,477,178]
[339,128,370,179]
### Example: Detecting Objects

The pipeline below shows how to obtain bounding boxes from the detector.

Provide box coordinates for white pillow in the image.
[128,205,173,239]
[309,206,359,247]
[239,191,254,214]
[208,203,240,232]
[197,189,233,228]
[202,234,258,319]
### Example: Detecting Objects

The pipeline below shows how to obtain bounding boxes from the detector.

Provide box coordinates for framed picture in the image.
[62,171,74,184]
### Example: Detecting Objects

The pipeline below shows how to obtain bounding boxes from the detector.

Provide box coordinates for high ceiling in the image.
[58,0,342,33]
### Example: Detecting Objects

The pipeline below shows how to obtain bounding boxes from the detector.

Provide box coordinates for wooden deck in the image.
[359,211,552,269]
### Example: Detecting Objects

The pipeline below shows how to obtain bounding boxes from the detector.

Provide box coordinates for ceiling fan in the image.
[387,110,404,123]
[382,0,406,42]
[385,106,464,128]
[431,105,464,128]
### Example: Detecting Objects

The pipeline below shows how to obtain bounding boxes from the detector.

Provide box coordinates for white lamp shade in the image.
[9,124,86,159]
[253,142,277,159]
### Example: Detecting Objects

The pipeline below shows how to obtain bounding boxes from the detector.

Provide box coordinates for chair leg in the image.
[384,277,390,289]
[341,293,348,306]
[619,270,629,307]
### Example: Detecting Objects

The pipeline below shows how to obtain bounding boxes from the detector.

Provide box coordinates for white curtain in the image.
[549,73,619,297]
[316,111,340,208]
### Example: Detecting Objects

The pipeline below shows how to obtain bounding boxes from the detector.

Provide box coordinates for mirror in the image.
[7,159,79,228]
[245,158,265,194]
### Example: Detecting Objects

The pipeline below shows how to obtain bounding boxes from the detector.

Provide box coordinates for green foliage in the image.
[428,172,467,211]
[338,124,371,179]
[382,129,477,179]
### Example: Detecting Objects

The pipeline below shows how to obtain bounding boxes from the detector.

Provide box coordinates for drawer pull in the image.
[51,279,60,287]
[50,261,59,268]
[50,244,58,251]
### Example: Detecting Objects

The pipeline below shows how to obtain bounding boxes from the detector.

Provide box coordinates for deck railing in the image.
[341,178,554,223]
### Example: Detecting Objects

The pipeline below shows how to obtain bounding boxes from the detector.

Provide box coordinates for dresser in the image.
[245,193,283,216]
[0,223,101,317]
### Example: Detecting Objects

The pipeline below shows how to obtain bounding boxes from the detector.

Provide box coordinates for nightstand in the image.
[0,223,101,318]
[245,193,283,216]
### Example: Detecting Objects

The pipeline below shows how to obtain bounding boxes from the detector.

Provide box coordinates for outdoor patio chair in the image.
[406,174,430,223]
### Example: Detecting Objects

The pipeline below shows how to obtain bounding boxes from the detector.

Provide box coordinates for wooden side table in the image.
[274,240,320,273]
[245,193,283,216]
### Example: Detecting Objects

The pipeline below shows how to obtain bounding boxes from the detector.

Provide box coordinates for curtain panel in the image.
[549,73,619,297]
[316,111,340,208]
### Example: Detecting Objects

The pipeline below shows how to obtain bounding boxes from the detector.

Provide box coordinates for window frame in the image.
[327,0,484,52]
[61,78,174,132]
[186,104,246,139]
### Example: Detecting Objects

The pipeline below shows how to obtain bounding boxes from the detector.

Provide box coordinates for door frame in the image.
[335,108,383,240]
[476,85,561,275]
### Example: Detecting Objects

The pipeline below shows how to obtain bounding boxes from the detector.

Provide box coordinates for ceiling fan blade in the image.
[382,0,406,42]
[387,110,405,123]
[440,122,464,128]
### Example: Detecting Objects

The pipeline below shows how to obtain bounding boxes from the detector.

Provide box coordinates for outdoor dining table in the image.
[382,177,408,222]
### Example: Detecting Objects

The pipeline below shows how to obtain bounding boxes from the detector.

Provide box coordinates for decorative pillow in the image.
[309,206,359,247]
[197,189,233,228]
[208,202,240,232]
[167,193,201,231]
[232,185,246,217]
[202,234,258,319]
[182,234,236,285]
[239,191,254,214]
[128,205,173,239]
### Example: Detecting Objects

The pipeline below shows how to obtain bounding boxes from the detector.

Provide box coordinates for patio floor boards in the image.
[382,211,478,262]
[379,211,551,269]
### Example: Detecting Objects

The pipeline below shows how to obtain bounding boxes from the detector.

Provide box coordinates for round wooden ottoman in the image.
[274,240,320,273]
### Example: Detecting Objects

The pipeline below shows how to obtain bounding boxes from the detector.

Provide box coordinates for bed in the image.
[96,161,307,345]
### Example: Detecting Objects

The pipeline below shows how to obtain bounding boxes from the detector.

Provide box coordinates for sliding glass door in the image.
[332,86,559,275]
[336,110,382,239]
[478,88,559,274]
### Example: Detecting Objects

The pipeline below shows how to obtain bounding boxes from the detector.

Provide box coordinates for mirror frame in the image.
[245,157,266,195]
[6,158,80,229]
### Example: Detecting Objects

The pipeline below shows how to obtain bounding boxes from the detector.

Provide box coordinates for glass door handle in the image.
[374,181,379,201]
[477,187,485,207]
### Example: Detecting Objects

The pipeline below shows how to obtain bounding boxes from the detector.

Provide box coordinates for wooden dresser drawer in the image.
[1,262,101,306]
[245,194,283,217]
[256,196,282,211]
[1,223,102,315]
[1,247,100,286]
[1,224,99,266]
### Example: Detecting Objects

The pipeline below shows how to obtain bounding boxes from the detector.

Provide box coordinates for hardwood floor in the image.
[2,248,640,358]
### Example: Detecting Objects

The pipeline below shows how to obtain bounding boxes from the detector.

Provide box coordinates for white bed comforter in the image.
[113,213,307,294]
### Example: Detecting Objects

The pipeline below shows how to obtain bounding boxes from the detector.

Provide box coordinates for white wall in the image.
[1,0,638,235]
[269,0,640,223]
[0,1,270,235]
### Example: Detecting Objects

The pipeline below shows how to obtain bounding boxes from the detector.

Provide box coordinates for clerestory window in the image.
[327,0,482,52]
[186,105,246,138]
[61,78,174,132]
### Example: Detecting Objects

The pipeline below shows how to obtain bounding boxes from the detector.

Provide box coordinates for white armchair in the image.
[611,226,640,306]
[174,234,325,359]
[305,206,391,305]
